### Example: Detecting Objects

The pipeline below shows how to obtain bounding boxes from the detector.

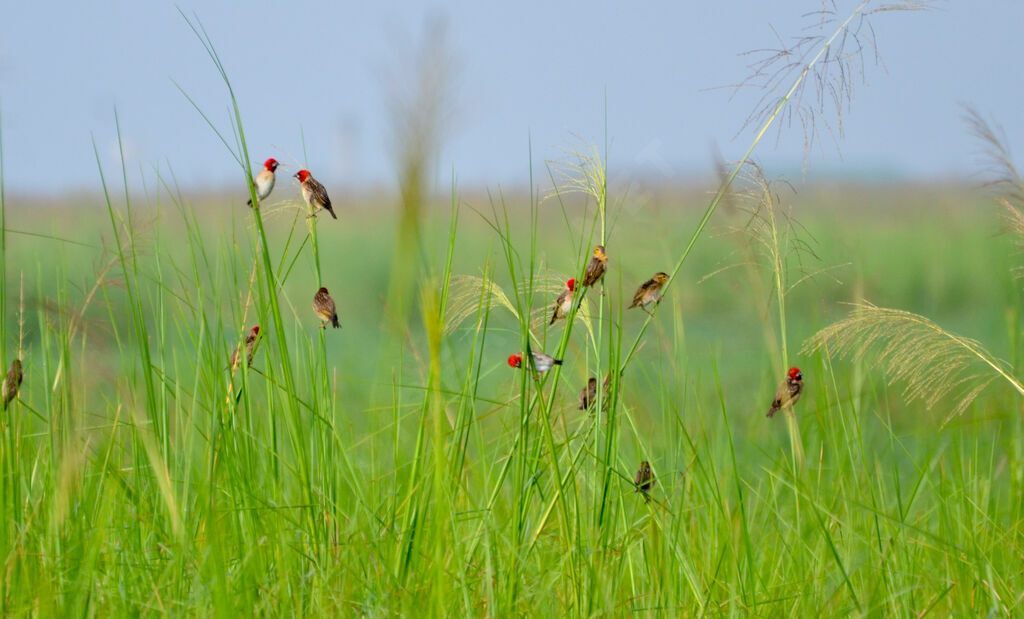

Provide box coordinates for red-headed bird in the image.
[549,278,576,325]
[313,287,341,329]
[581,245,607,288]
[629,272,669,314]
[247,158,278,206]
[229,326,260,370]
[2,359,23,411]
[295,170,337,220]
[767,367,804,418]
[507,352,562,374]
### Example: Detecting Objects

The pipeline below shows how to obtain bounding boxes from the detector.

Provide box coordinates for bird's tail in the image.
[327,207,338,220]
[331,314,341,328]
[553,359,563,366]
[766,405,779,418]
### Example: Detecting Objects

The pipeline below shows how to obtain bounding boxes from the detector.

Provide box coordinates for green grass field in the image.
[1,174,1022,615]
[3,5,1023,615]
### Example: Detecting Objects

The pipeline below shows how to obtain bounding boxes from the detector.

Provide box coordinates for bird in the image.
[247,158,278,207]
[629,272,669,314]
[767,367,804,418]
[634,461,654,502]
[295,170,338,219]
[507,352,562,374]
[229,326,260,370]
[581,245,607,288]
[549,278,576,325]
[2,359,23,411]
[578,377,598,410]
[313,287,341,328]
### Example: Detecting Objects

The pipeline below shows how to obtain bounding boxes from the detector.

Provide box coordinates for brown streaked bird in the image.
[295,170,338,220]
[767,367,803,418]
[229,326,260,370]
[2,359,23,411]
[629,272,669,314]
[507,352,562,374]
[313,287,341,329]
[247,158,278,207]
[549,278,576,325]
[634,460,654,502]
[581,245,607,288]
[578,377,598,410]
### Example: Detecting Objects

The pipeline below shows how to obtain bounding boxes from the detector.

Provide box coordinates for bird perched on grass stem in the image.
[2,359,23,411]
[507,352,562,374]
[578,377,598,410]
[629,272,669,314]
[767,367,803,418]
[634,460,654,502]
[313,287,341,329]
[295,170,337,219]
[247,158,278,207]
[229,326,260,370]
[549,278,576,325]
[581,245,607,288]
[579,374,613,410]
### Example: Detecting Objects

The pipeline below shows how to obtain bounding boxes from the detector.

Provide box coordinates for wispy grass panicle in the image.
[733,1,934,165]
[803,302,1024,422]
[964,106,1024,278]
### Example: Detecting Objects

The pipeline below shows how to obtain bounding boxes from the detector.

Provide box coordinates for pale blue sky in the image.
[1,1,1021,195]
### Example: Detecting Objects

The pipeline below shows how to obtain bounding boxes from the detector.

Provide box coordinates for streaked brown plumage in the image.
[581,245,607,287]
[549,278,576,325]
[629,272,669,313]
[313,287,340,329]
[229,326,260,370]
[578,377,598,409]
[296,170,338,220]
[2,359,23,411]
[767,367,803,418]
[634,460,654,502]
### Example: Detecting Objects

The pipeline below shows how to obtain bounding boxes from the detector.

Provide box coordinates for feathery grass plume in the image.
[444,275,519,335]
[963,106,1024,277]
[733,1,934,167]
[546,141,607,215]
[803,302,1024,422]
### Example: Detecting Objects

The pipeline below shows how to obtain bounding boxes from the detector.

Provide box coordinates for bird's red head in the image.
[788,367,802,380]
[264,158,278,172]
[507,354,523,368]
[295,169,311,182]
[251,326,260,336]
[566,278,576,291]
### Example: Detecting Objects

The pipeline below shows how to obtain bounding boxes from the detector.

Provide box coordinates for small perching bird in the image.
[247,158,278,207]
[229,326,260,370]
[507,351,562,374]
[767,367,804,418]
[578,377,598,410]
[295,170,338,220]
[2,359,23,411]
[313,287,341,329]
[629,272,669,314]
[549,278,576,325]
[634,460,654,502]
[581,245,607,288]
